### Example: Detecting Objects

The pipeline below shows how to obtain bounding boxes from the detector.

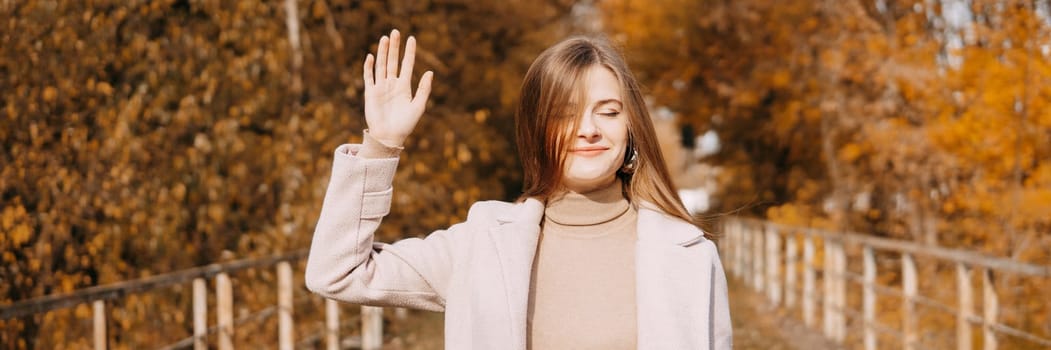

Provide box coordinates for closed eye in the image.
[599,111,621,117]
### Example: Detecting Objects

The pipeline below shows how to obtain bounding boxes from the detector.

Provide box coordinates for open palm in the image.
[363,29,434,147]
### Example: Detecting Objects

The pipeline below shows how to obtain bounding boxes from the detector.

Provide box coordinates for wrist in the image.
[374,137,404,148]
[360,130,404,159]
[367,132,405,148]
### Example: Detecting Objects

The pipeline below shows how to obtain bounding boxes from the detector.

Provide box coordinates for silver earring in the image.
[621,148,639,174]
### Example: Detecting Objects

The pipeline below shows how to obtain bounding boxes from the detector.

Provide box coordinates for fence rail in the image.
[0,249,390,350]
[720,217,1051,350]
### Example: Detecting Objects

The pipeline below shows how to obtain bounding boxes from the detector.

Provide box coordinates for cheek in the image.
[612,129,629,157]
[603,122,629,167]
[610,144,626,163]
[598,118,629,143]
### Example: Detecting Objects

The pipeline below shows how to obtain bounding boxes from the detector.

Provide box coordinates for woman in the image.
[305,29,732,349]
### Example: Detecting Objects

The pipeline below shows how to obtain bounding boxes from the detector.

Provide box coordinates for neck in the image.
[560,175,618,195]
[545,180,630,227]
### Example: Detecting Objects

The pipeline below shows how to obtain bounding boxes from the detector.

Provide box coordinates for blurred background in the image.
[1,0,1049,348]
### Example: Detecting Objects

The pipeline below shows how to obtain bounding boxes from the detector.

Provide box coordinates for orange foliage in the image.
[1,0,575,347]
[604,0,1050,347]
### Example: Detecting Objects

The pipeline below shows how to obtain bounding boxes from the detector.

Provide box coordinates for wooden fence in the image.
[720,217,1051,350]
[0,249,391,349]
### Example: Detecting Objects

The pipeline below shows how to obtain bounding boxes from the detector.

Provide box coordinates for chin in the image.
[563,171,619,192]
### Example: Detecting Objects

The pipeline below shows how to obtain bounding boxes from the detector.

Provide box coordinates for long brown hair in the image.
[514,36,702,232]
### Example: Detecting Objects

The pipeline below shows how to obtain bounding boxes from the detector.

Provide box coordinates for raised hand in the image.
[363,29,434,147]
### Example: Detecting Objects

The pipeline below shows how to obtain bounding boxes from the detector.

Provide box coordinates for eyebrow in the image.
[593,99,623,107]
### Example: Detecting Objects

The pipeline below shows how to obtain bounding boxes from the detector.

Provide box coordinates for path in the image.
[728,276,838,349]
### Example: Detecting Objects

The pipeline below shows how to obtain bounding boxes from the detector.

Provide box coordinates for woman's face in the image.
[561,65,629,193]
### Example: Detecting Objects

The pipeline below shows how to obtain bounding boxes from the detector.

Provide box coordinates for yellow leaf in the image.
[839,143,863,162]
[771,70,791,88]
[96,82,113,96]
[11,224,31,246]
[42,86,58,102]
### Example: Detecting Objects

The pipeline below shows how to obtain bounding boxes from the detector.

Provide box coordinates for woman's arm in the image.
[304,30,450,311]
[304,141,458,311]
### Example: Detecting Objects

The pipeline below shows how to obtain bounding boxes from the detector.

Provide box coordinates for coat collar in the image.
[495,197,545,225]
[494,198,705,247]
[635,204,708,247]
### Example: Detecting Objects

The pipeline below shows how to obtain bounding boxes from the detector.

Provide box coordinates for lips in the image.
[570,146,609,156]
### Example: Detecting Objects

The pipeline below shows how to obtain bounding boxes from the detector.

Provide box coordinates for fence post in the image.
[803,234,816,327]
[93,300,106,350]
[362,306,384,350]
[902,253,917,350]
[326,299,340,350]
[734,221,743,279]
[785,233,797,308]
[766,225,781,306]
[863,246,876,350]
[957,263,972,350]
[217,272,233,350]
[753,223,764,292]
[724,221,733,276]
[823,238,834,338]
[834,241,847,342]
[983,269,997,350]
[823,238,846,341]
[278,261,294,350]
[742,222,752,282]
[193,277,207,350]
[725,221,733,276]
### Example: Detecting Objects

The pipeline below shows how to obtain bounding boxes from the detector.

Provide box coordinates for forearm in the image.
[304,142,450,311]
[304,144,398,297]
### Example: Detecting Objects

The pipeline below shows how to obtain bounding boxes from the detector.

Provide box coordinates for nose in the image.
[576,113,601,142]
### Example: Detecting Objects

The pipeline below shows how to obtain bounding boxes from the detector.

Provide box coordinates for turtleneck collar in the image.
[544,181,631,226]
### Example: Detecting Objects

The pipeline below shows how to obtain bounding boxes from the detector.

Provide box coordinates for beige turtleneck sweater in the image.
[527,182,639,350]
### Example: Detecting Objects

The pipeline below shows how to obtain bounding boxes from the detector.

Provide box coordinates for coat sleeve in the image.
[304,144,457,312]
[710,245,733,349]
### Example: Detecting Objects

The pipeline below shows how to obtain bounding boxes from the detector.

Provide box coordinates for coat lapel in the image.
[635,206,713,349]
[489,198,544,350]
[486,200,713,349]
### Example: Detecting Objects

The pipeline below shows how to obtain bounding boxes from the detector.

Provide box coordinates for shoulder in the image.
[464,196,538,220]
[464,200,516,222]
[464,197,545,226]
[637,204,711,248]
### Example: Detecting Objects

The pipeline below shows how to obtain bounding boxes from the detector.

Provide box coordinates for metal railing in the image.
[1,249,390,349]
[720,217,1051,350]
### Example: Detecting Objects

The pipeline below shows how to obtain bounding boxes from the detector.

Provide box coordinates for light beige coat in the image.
[305,144,732,349]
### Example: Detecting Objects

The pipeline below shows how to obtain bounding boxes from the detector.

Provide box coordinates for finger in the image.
[363,54,375,86]
[399,36,417,81]
[387,29,401,79]
[375,35,389,80]
[412,71,434,110]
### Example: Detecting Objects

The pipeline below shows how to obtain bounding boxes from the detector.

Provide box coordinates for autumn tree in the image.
[1,0,578,347]
[603,0,1050,346]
